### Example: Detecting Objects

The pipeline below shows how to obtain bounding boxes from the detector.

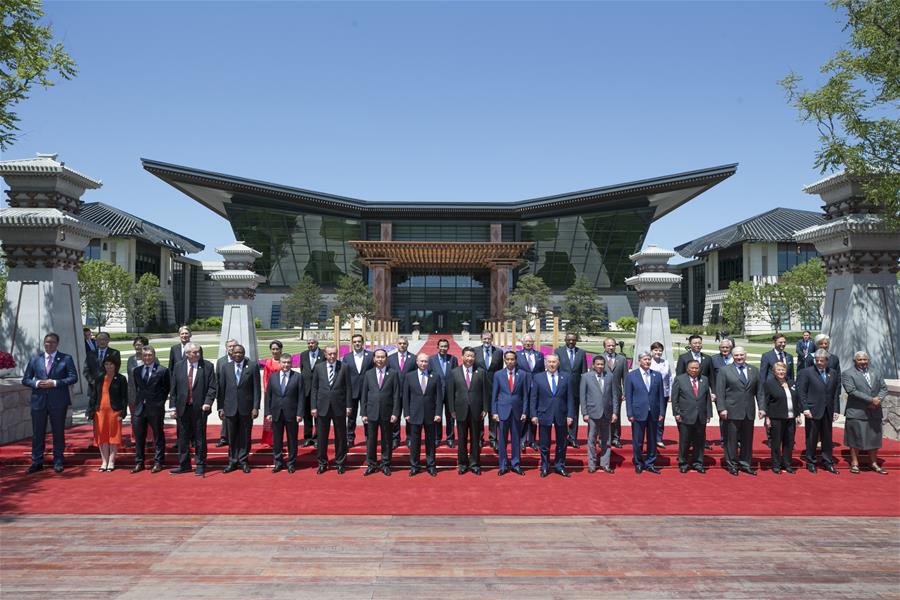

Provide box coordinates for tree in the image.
[722,280,756,334]
[281,274,322,339]
[332,274,375,324]
[78,260,132,331]
[754,281,793,334]
[129,272,163,333]
[780,0,900,229]
[506,274,551,324]
[780,257,827,328]
[1,0,78,150]
[561,276,606,335]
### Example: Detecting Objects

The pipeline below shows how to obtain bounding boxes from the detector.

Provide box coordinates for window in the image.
[777,243,819,275]
[717,247,743,290]
[85,239,102,261]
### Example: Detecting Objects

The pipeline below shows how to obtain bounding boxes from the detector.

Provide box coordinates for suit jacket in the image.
[529,371,575,426]
[491,368,531,421]
[714,363,761,421]
[387,350,417,376]
[709,354,733,391]
[168,343,203,370]
[88,372,129,418]
[624,368,666,421]
[216,358,261,417]
[795,339,814,365]
[126,354,142,403]
[402,369,442,425]
[447,365,488,421]
[670,373,711,425]
[675,351,713,381]
[842,368,887,420]
[299,349,324,400]
[759,349,795,391]
[361,368,401,422]
[428,353,458,404]
[601,352,627,401]
[264,370,302,421]
[580,370,616,420]
[796,365,841,419]
[309,360,352,418]
[84,346,121,382]
[168,359,217,417]
[515,349,545,374]
[22,352,78,411]
[341,350,374,401]
[555,346,587,399]
[761,377,799,419]
[132,362,172,417]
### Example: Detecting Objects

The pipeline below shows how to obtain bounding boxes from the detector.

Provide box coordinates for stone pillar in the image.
[489,260,515,320]
[796,173,900,378]
[0,154,107,408]
[211,242,265,363]
[625,245,682,365]
[369,260,392,319]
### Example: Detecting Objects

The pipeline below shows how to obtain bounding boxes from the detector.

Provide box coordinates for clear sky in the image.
[7,1,846,262]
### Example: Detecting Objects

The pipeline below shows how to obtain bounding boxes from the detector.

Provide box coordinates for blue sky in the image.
[8,1,846,262]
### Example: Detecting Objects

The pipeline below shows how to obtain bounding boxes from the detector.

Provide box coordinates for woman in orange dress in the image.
[89,355,128,471]
[260,340,284,447]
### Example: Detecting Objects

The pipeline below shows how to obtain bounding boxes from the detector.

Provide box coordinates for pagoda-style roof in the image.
[79,202,204,254]
[350,241,533,268]
[141,158,737,221]
[0,153,102,189]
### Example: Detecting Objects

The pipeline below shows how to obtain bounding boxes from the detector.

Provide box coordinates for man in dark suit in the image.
[555,333,587,448]
[388,337,417,449]
[265,353,303,473]
[167,342,217,476]
[708,338,734,446]
[795,331,814,368]
[516,333,544,451]
[715,346,761,476]
[361,349,400,476]
[759,333,795,387]
[216,344,260,473]
[131,346,170,473]
[298,337,322,448]
[428,338,458,448]
[474,330,504,449]
[342,334,373,447]
[83,331,121,400]
[167,325,203,369]
[797,349,841,474]
[601,337,628,448]
[125,335,149,448]
[529,353,575,477]
[22,333,78,473]
[402,352,443,477]
[214,339,238,448]
[447,347,488,475]
[676,334,713,379]
[814,334,842,377]
[309,346,352,474]
[83,326,96,355]
[492,351,530,476]
[671,359,711,473]
[580,355,616,473]
[624,352,666,474]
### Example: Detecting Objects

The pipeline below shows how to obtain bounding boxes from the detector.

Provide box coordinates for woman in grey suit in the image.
[842,351,888,474]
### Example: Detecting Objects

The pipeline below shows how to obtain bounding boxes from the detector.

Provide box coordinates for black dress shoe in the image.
[726,466,738,476]
[704,441,712,450]
[694,466,705,474]
[600,466,614,474]
[26,464,43,474]
[740,467,757,476]
[409,468,418,477]
[447,439,456,448]
[471,467,482,476]
[679,465,690,473]
[587,467,597,473]
[151,463,162,474]
[457,467,468,475]
[364,466,378,476]
[784,466,797,474]
[53,464,64,473]
[195,468,205,477]
[316,465,327,474]
[555,468,570,478]
[824,464,839,475]
[635,465,643,474]
[223,465,237,474]
[382,466,391,476]
[520,442,527,451]
[272,465,284,474]
[772,467,782,474]
[807,464,817,474]
[336,466,346,475]
[529,442,538,450]
[392,440,399,450]
[645,466,661,475]
[301,439,315,448]
[511,467,525,476]
[540,470,549,478]
[215,440,227,447]
[170,467,192,475]
[428,467,437,477]
[497,468,508,476]
[287,465,296,474]
[131,464,145,474]
[611,439,623,448]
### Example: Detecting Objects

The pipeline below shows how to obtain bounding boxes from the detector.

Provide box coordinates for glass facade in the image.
[717,246,743,291]
[135,240,161,280]
[392,269,492,332]
[777,243,819,274]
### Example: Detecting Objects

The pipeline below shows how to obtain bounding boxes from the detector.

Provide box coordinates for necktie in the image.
[597,374,604,394]
[820,370,827,383]
[310,352,317,366]
[607,354,615,370]
[863,370,871,386]
[420,371,427,393]
[485,348,491,366]
[569,348,575,369]
[644,371,651,392]
[441,356,447,375]
[378,369,384,389]
[777,352,784,363]
[692,378,698,396]
[187,364,195,404]
[550,373,557,394]
[99,349,105,363]
[143,366,151,382]
[328,364,335,385]
[527,352,534,370]
[235,363,241,383]
[399,354,405,370]
[281,373,287,393]
[465,368,471,390]
[508,370,514,392]
[45,355,52,375]
[738,365,747,384]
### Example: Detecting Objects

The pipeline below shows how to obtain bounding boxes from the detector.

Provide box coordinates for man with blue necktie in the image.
[624,352,666,474]
[428,338,458,448]
[555,333,587,448]
[796,349,841,474]
[492,351,531,476]
[516,333,544,451]
[795,331,814,368]
[529,354,574,477]
[216,344,260,473]
[23,333,78,473]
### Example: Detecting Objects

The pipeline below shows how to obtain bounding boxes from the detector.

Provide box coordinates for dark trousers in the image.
[538,421,567,473]
[677,420,706,468]
[519,418,537,447]
[30,405,67,466]
[219,417,229,442]
[301,396,315,441]
[566,396,581,441]
[805,415,835,466]
[176,404,208,469]
[347,398,368,445]
[436,402,455,444]
[365,419,393,467]
[631,417,659,467]
[133,410,166,466]
[497,416,522,470]
[409,422,436,470]
[724,418,754,469]
[272,417,299,467]
[489,418,498,445]
[612,402,623,442]
[225,414,252,466]
[769,418,796,469]
[316,412,347,467]
[456,410,483,468]
[657,397,670,440]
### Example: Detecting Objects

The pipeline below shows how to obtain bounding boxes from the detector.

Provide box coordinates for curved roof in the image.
[79,202,204,255]
[141,158,737,221]
[675,207,826,258]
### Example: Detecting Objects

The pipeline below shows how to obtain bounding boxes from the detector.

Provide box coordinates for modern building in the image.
[675,207,826,332]
[143,159,737,332]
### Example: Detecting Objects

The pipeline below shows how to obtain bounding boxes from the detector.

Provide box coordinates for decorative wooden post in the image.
[333,315,340,354]
[552,317,559,349]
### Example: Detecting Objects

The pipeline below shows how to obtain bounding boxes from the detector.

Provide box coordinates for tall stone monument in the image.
[626,245,681,365]
[211,242,264,362]
[0,154,107,406]
[795,172,900,379]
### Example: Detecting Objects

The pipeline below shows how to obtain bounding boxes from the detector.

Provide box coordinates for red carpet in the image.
[416,333,463,359]
[2,424,898,516]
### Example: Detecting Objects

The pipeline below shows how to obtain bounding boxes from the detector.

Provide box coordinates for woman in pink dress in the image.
[260,340,284,447]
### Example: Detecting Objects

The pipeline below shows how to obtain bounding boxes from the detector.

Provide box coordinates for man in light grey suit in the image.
[580,355,616,473]
[601,337,628,448]
[671,359,711,473]
[715,346,761,476]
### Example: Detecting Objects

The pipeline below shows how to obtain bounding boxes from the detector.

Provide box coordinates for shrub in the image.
[615,316,637,332]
